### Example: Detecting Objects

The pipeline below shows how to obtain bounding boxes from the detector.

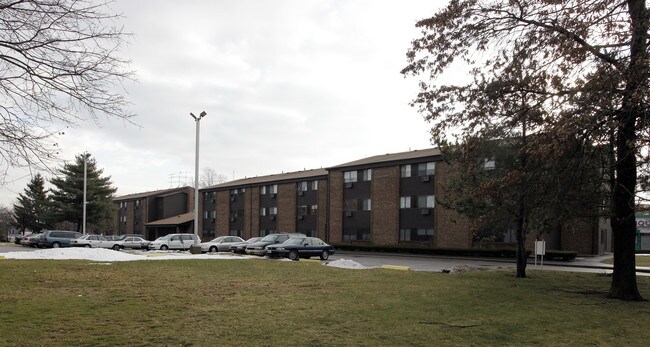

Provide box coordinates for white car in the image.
[199,236,245,253]
[70,235,120,250]
[148,234,201,251]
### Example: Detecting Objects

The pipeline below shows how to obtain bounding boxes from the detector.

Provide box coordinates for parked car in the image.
[266,237,335,260]
[20,233,42,248]
[114,236,151,250]
[200,236,245,253]
[38,230,83,248]
[229,237,262,254]
[70,235,121,249]
[103,235,121,241]
[116,234,145,241]
[148,233,201,251]
[245,233,306,256]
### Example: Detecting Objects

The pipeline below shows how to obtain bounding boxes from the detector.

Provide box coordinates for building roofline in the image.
[113,186,192,201]
[326,148,442,170]
[200,168,328,191]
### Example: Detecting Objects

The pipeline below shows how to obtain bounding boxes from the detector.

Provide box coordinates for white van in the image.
[148,233,201,250]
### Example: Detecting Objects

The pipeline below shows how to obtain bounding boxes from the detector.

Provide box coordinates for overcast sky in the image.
[0,0,448,206]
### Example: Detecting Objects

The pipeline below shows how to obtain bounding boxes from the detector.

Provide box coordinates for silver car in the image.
[70,235,120,249]
[199,236,245,253]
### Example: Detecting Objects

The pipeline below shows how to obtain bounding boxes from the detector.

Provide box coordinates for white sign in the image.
[535,241,546,255]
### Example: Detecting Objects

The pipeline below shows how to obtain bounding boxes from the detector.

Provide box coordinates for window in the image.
[305,229,317,237]
[344,199,357,212]
[418,162,435,176]
[343,228,370,241]
[400,196,411,209]
[400,228,434,241]
[297,205,308,216]
[135,200,140,207]
[229,230,242,237]
[362,169,372,181]
[203,211,209,219]
[260,229,275,237]
[270,185,277,194]
[311,180,318,190]
[211,211,216,219]
[484,158,496,170]
[361,199,371,211]
[309,205,318,215]
[298,182,308,192]
[261,186,267,194]
[269,207,277,215]
[260,207,267,216]
[203,229,215,237]
[401,165,411,177]
[417,195,435,208]
[344,171,357,183]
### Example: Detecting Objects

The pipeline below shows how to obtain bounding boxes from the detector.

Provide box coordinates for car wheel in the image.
[161,245,169,251]
[210,246,217,253]
[320,250,330,260]
[85,244,92,248]
[288,250,299,261]
[112,244,121,251]
[52,242,61,248]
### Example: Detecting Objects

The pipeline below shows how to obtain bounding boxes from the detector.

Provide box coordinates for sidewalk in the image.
[336,250,650,273]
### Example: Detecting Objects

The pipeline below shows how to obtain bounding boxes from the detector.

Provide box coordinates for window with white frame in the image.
[297,181,308,192]
[417,195,435,208]
[260,207,267,216]
[261,186,267,194]
[311,180,318,190]
[269,207,277,215]
[400,165,411,177]
[309,205,318,215]
[344,171,357,183]
[361,199,371,211]
[400,196,411,209]
[484,158,496,170]
[362,169,372,181]
[270,185,277,194]
[417,162,435,176]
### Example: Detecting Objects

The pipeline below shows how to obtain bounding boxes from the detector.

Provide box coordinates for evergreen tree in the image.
[50,154,116,233]
[12,173,52,233]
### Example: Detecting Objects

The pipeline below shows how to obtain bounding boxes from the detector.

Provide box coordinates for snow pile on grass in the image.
[325,258,369,270]
[0,248,255,262]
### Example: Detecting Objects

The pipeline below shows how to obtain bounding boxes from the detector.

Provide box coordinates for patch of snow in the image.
[325,258,369,270]
[0,248,256,262]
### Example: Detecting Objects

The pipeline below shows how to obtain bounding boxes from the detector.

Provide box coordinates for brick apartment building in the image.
[114,148,607,254]
[113,186,194,240]
[198,169,328,240]
[326,148,475,248]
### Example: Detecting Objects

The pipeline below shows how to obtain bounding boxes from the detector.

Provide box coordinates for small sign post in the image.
[534,240,546,269]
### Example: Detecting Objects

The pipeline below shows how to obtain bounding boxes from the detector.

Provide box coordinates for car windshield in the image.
[155,235,170,241]
[211,236,226,243]
[244,237,260,244]
[283,238,305,245]
[260,235,278,242]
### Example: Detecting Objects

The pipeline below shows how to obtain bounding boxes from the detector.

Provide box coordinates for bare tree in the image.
[0,0,134,183]
[403,0,648,300]
[200,167,227,188]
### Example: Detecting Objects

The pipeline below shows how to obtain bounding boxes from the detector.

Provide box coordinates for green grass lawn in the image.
[0,259,649,346]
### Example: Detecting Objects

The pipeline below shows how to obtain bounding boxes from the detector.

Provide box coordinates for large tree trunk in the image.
[515,218,527,278]
[608,0,647,301]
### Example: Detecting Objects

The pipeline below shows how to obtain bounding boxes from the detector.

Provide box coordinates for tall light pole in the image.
[82,152,89,235]
[190,111,206,252]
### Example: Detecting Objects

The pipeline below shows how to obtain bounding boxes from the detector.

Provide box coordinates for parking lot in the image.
[3,242,648,276]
